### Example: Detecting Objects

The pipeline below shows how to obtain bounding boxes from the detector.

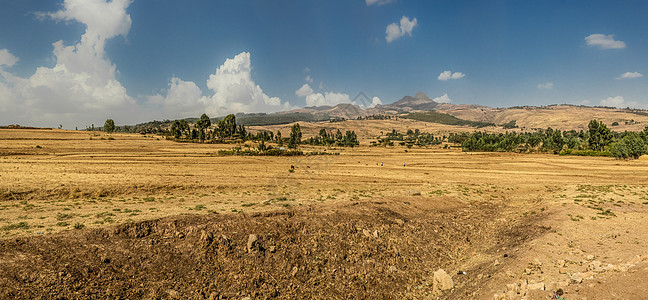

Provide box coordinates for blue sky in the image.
[0,0,647,127]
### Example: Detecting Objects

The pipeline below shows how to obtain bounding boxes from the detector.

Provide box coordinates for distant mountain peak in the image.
[414,91,431,101]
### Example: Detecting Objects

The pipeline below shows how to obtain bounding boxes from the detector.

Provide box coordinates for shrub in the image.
[611,132,647,159]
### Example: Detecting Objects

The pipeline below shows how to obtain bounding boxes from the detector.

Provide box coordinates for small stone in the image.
[433,269,454,295]
[291,267,298,277]
[570,273,583,284]
[557,259,566,267]
[558,267,566,274]
[247,234,259,253]
[586,254,595,261]
[394,218,404,225]
[362,229,372,237]
[588,261,604,273]
[533,258,543,266]
[373,230,379,238]
[268,245,276,253]
[389,265,398,272]
[527,282,545,290]
[494,259,500,266]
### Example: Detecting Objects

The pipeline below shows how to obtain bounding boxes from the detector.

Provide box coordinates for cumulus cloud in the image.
[537,82,554,90]
[305,92,350,107]
[369,96,383,108]
[432,93,452,103]
[294,83,352,107]
[585,34,626,49]
[147,77,207,119]
[386,16,418,43]
[599,95,641,108]
[0,49,19,67]
[295,83,314,97]
[617,72,643,79]
[0,0,137,127]
[438,70,465,81]
[150,52,290,118]
[366,0,395,6]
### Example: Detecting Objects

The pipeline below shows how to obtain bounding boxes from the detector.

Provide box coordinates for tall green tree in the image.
[196,113,211,142]
[104,119,115,134]
[588,120,613,151]
[217,114,237,138]
[288,123,302,149]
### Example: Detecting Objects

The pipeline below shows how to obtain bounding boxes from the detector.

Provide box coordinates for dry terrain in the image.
[1,127,648,299]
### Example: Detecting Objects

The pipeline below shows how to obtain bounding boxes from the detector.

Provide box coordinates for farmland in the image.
[1,127,648,299]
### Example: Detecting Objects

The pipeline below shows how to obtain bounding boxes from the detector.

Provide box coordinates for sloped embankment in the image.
[0,198,547,299]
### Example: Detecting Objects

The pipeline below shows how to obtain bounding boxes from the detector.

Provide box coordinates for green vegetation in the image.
[103,119,115,134]
[372,128,441,148]
[403,111,495,128]
[454,120,647,159]
[304,128,359,147]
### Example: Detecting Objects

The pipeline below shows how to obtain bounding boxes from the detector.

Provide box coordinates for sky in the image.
[0,0,647,128]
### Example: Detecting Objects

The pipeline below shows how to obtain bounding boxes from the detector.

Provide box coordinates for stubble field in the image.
[1,127,648,299]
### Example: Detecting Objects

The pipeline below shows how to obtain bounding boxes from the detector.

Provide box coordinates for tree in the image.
[276,130,283,146]
[104,119,115,134]
[171,120,182,139]
[288,123,302,149]
[217,114,237,138]
[611,132,647,159]
[588,120,612,151]
[196,113,211,142]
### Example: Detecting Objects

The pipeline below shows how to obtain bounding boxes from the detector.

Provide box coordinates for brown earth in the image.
[1,128,648,299]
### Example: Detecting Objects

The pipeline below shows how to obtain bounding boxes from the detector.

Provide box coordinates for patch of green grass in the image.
[73,223,85,229]
[1,222,29,230]
[56,222,69,227]
[598,209,616,217]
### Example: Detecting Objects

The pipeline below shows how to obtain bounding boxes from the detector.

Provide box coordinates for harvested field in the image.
[1,128,648,299]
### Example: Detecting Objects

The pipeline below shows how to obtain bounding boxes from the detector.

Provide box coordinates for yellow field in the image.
[2,127,648,298]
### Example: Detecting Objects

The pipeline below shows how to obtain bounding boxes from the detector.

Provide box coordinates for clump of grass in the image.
[57,222,69,227]
[2,222,29,230]
[598,209,616,217]
[73,223,85,229]
[241,203,256,207]
[56,213,75,221]
[189,204,206,211]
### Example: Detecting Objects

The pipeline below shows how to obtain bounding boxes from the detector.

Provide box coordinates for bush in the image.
[611,133,647,159]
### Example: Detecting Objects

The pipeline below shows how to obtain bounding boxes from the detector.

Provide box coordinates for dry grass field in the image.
[2,127,648,299]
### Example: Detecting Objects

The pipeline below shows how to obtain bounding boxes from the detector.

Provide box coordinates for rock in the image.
[558,267,566,274]
[570,272,583,284]
[533,258,543,266]
[389,265,398,272]
[505,283,518,293]
[394,218,405,225]
[494,259,500,266]
[557,259,566,267]
[586,254,595,261]
[268,245,276,253]
[291,266,298,277]
[527,282,545,290]
[433,269,454,295]
[407,190,421,196]
[362,229,372,237]
[373,230,379,238]
[247,234,259,253]
[166,289,181,299]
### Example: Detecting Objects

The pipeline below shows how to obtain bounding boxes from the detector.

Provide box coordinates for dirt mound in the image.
[0,198,546,299]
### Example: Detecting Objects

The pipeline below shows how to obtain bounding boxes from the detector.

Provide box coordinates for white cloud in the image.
[366,0,395,6]
[537,82,554,90]
[151,52,290,118]
[438,70,465,81]
[203,52,289,115]
[294,82,351,107]
[0,0,137,127]
[617,72,643,79]
[305,75,313,83]
[369,96,383,108]
[585,34,626,49]
[147,77,207,119]
[0,49,19,67]
[385,16,418,43]
[599,95,640,108]
[295,83,314,97]
[305,92,350,107]
[432,93,452,103]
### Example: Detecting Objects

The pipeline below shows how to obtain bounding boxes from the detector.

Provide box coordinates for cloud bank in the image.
[1,0,288,127]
